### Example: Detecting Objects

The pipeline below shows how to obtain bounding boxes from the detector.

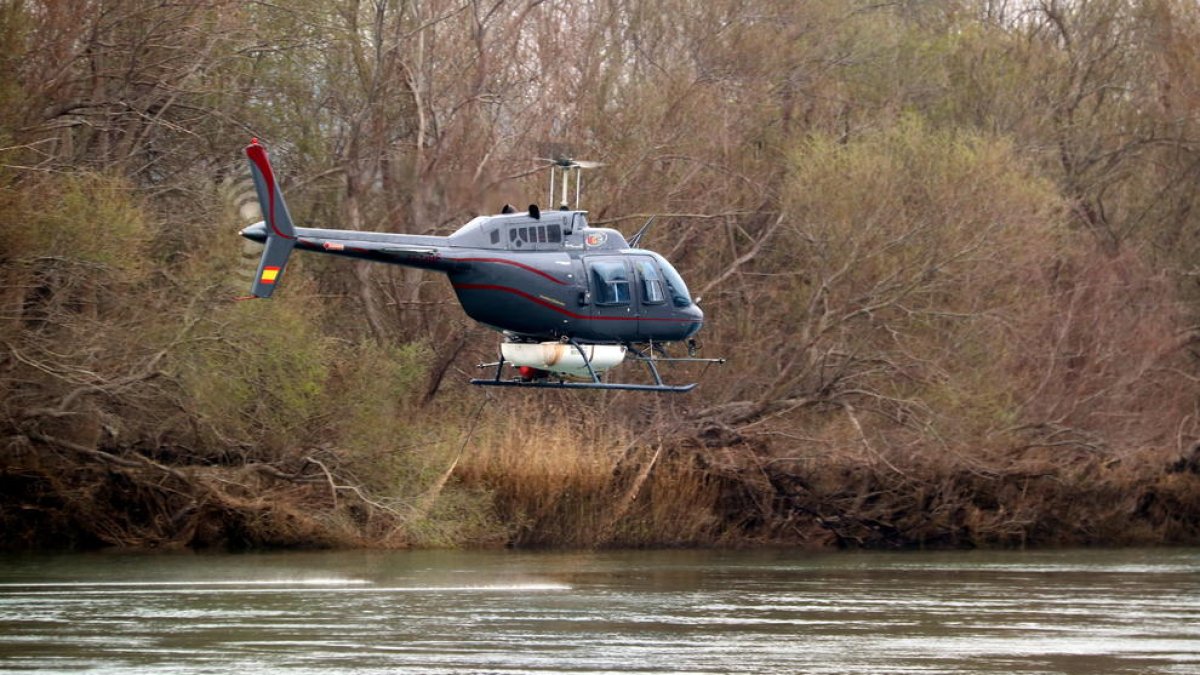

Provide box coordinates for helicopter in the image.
[239,139,723,392]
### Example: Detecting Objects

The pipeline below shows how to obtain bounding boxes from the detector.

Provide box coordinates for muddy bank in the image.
[3,434,1197,552]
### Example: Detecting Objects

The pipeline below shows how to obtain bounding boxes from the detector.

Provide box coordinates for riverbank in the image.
[3,417,1197,552]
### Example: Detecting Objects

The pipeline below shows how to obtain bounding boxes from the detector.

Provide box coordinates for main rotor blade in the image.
[534,157,605,169]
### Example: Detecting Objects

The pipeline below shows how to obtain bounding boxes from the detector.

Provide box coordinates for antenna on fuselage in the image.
[627,216,656,248]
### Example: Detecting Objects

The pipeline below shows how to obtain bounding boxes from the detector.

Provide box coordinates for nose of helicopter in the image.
[683,302,704,338]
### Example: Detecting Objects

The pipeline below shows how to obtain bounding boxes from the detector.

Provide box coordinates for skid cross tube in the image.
[568,338,603,385]
[626,344,665,387]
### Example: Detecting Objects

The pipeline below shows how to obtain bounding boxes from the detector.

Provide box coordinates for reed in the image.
[452,413,733,548]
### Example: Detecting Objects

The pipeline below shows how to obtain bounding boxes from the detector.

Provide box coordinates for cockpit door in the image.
[633,256,671,340]
[583,256,637,340]
[634,255,700,340]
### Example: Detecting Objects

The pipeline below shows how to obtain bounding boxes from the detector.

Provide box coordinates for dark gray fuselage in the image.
[240,210,704,344]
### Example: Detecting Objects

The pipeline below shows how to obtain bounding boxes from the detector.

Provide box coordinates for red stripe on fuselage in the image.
[245,141,294,241]
[454,258,567,285]
[452,283,700,323]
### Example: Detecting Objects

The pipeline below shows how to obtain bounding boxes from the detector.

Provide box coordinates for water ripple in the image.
[0,548,1195,674]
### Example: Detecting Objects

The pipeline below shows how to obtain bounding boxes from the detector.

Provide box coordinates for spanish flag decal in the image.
[261,266,281,284]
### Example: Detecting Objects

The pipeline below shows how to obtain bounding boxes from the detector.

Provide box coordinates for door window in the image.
[636,259,665,304]
[590,260,631,305]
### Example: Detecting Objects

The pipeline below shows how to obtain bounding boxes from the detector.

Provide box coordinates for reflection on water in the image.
[0,547,1197,674]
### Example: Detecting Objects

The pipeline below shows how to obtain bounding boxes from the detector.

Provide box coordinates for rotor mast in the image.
[545,157,601,210]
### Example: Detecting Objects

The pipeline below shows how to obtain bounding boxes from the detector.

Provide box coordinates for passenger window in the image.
[510,227,528,248]
[590,260,631,305]
[637,260,665,304]
[509,223,564,249]
[490,229,500,245]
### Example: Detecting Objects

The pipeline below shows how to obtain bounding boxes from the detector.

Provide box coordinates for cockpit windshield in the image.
[650,252,692,307]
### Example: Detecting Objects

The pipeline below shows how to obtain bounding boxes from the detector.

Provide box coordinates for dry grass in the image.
[452,413,734,548]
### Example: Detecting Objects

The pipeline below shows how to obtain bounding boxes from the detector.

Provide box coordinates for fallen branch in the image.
[27,431,191,483]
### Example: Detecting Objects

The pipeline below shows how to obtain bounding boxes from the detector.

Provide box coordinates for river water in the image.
[0,547,1196,674]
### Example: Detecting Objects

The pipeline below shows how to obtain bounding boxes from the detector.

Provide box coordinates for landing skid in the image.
[470,339,723,394]
[469,378,697,393]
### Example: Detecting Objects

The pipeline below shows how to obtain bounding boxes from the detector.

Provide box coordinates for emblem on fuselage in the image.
[585,232,607,247]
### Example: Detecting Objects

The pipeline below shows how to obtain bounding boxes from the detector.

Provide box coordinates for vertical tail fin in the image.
[244,138,296,298]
